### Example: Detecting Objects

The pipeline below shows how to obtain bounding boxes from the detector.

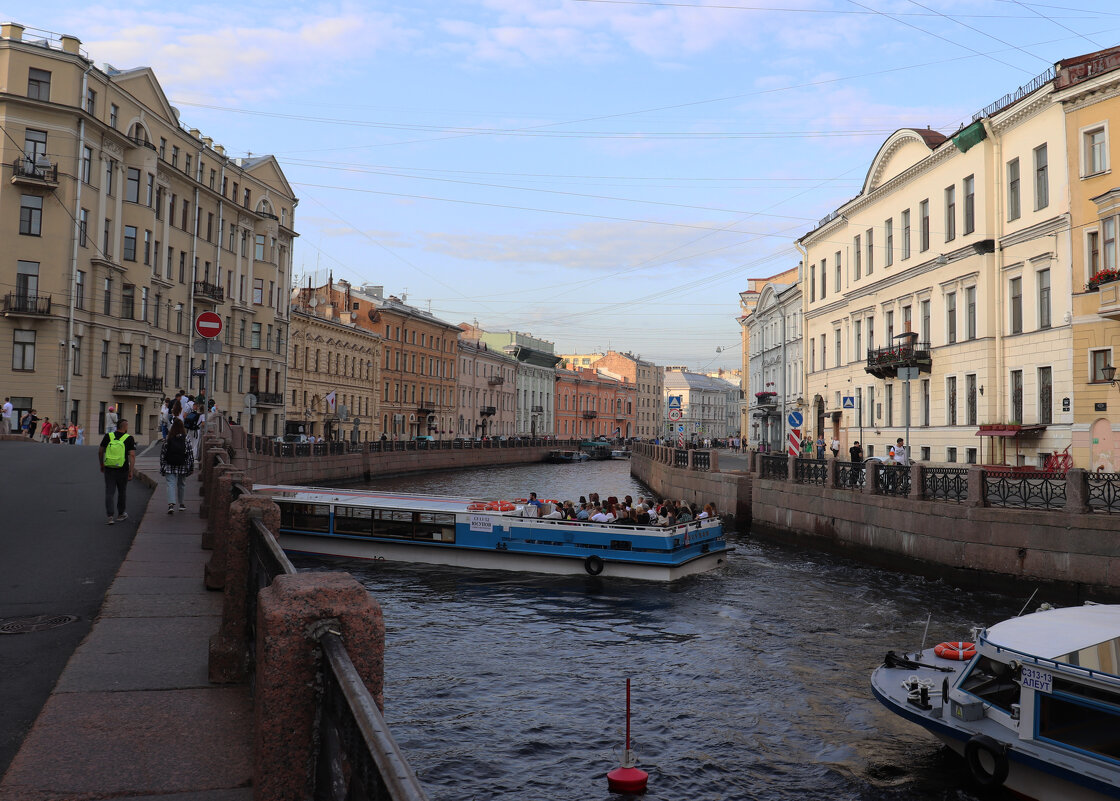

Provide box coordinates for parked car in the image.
[281,434,310,444]
[413,435,435,442]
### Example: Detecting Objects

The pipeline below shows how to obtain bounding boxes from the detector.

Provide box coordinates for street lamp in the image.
[1103,363,1118,389]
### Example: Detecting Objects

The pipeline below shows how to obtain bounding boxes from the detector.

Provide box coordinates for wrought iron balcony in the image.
[11,157,58,187]
[417,405,434,416]
[192,280,224,303]
[254,391,283,407]
[113,374,163,395]
[127,135,158,152]
[531,405,544,413]
[865,340,932,379]
[487,375,505,385]
[259,211,279,221]
[480,406,497,416]
[581,410,598,419]
[3,293,52,316]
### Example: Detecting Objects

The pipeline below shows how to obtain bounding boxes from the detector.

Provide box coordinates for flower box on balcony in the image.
[754,391,777,400]
[1087,269,1120,291]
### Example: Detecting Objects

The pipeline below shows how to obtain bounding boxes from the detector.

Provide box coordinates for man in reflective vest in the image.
[99,418,136,525]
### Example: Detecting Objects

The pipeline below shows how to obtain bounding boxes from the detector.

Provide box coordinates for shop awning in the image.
[975,425,1047,437]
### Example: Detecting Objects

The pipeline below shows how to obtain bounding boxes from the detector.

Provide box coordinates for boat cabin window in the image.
[959,656,1021,713]
[1053,635,1120,674]
[279,502,331,533]
[334,506,373,535]
[1037,681,1120,763]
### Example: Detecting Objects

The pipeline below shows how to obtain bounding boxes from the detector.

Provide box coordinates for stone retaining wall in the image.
[630,450,752,522]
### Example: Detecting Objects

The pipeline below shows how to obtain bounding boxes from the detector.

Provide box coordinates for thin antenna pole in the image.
[919,611,932,654]
[626,678,631,751]
[1017,588,1039,617]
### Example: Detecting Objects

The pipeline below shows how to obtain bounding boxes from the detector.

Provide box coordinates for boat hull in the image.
[279,531,731,581]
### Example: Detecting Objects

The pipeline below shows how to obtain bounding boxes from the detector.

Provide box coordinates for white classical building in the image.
[741,273,804,451]
[467,327,559,436]
[663,369,734,442]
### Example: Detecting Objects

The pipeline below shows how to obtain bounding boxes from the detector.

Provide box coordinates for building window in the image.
[834,252,841,292]
[920,299,930,343]
[251,322,261,349]
[966,448,977,464]
[123,225,137,261]
[79,208,89,247]
[109,103,118,129]
[1034,144,1048,210]
[1039,366,1052,425]
[126,167,140,203]
[1038,269,1051,329]
[946,292,957,344]
[141,287,149,321]
[1088,229,1101,278]
[919,199,930,252]
[146,174,154,206]
[884,218,893,267]
[1009,276,1023,334]
[1011,369,1023,422]
[865,228,874,274]
[101,341,110,377]
[1105,217,1117,272]
[947,376,957,426]
[81,146,92,183]
[965,286,976,340]
[963,175,975,235]
[945,185,956,242]
[143,230,151,265]
[15,261,38,300]
[966,374,977,426]
[255,234,266,260]
[73,336,82,376]
[853,234,861,280]
[900,207,909,259]
[75,270,85,310]
[13,330,36,370]
[1091,348,1113,382]
[19,195,42,236]
[27,68,50,100]
[1007,157,1021,221]
[105,159,115,196]
[103,278,112,315]
[185,154,192,177]
[1084,125,1108,176]
[885,384,893,427]
[253,278,264,305]
[159,138,166,159]
[121,284,135,319]
[171,146,179,167]
[820,259,827,299]
[921,379,930,427]
[24,128,47,165]
[834,328,841,367]
[85,87,96,114]
[810,264,816,302]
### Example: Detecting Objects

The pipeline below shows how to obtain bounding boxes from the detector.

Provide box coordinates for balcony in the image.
[581,411,598,419]
[1097,278,1120,321]
[3,293,51,316]
[192,280,224,304]
[480,406,497,417]
[11,157,58,188]
[254,391,283,407]
[113,374,163,395]
[487,375,505,386]
[865,339,932,379]
[259,211,279,221]
[531,405,544,414]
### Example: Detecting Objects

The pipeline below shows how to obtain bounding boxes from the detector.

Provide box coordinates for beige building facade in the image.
[287,302,381,442]
[800,73,1074,465]
[1,23,297,442]
[456,328,518,438]
[1054,47,1120,471]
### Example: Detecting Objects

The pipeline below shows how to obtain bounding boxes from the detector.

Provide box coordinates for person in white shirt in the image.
[892,438,909,466]
[830,437,840,459]
[1,398,12,435]
[590,505,611,523]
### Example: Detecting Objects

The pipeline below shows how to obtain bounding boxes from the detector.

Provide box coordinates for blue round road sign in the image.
[787,411,803,428]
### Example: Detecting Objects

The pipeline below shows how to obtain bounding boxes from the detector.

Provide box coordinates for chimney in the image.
[202,136,213,147]
[188,128,200,139]
[60,34,81,54]
[2,23,25,41]
[215,144,225,156]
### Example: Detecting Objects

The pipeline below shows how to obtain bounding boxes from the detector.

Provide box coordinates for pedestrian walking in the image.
[830,437,840,459]
[892,437,909,467]
[24,409,38,439]
[67,421,78,444]
[816,435,826,460]
[158,399,170,440]
[75,425,85,446]
[1,397,12,435]
[848,440,863,486]
[105,405,118,434]
[99,418,136,524]
[39,417,52,443]
[160,418,194,513]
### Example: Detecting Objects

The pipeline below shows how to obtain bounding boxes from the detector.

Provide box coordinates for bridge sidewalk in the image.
[0,453,253,801]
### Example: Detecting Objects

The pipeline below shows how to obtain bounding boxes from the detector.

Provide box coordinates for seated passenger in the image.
[676,502,693,523]
[542,505,564,519]
[575,503,590,520]
[590,504,611,523]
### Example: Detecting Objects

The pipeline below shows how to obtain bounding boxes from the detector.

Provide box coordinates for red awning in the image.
[975,425,1048,437]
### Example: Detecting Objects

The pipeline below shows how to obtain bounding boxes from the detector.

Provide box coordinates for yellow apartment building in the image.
[1054,46,1120,471]
[0,23,298,441]
[800,66,1074,465]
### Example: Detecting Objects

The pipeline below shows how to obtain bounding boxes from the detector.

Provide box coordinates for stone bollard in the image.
[908,463,924,500]
[786,452,796,481]
[967,466,987,508]
[254,572,384,801]
[1065,468,1090,515]
[827,457,839,489]
[199,444,229,518]
[866,461,882,494]
[687,450,696,471]
[209,494,279,684]
[709,449,719,472]
[201,461,237,550]
[204,468,246,582]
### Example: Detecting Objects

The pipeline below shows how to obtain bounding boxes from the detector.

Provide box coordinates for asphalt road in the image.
[0,440,152,775]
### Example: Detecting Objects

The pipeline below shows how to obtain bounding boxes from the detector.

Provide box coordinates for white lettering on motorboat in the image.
[470,514,494,533]
[1021,665,1053,694]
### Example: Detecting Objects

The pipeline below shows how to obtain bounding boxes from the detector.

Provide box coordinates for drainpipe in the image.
[188,146,201,399]
[65,62,94,427]
[983,118,1004,439]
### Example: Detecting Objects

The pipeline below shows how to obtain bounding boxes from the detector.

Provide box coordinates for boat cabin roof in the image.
[255,484,478,514]
[984,605,1120,669]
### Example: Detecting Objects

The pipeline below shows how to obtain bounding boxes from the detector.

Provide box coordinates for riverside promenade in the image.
[0,437,253,800]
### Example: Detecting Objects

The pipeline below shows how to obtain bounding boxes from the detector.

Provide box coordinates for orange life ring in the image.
[467,502,489,511]
[492,501,515,512]
[513,498,528,504]
[544,499,560,504]
[934,641,976,661]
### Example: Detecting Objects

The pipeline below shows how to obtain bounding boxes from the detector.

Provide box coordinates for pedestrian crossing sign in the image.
[842,396,855,409]
[667,396,682,410]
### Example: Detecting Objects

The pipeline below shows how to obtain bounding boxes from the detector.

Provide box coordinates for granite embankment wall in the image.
[630,447,752,523]
[234,438,558,485]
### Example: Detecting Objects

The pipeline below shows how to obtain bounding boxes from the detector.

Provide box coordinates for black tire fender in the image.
[964,734,1009,788]
[584,555,604,575]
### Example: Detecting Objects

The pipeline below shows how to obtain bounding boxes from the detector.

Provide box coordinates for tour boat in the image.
[546,449,590,463]
[871,603,1120,800]
[610,449,632,460]
[255,484,731,581]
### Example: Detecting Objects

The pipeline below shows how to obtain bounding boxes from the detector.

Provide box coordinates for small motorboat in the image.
[546,449,589,463]
[610,449,631,459]
[871,603,1120,800]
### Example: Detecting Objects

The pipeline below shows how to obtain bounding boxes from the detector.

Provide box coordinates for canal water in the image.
[296,459,1029,801]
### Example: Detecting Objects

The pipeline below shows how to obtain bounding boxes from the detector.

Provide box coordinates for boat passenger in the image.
[562,500,577,519]
[542,505,564,519]
[590,504,611,523]
[698,504,714,520]
[676,503,693,523]
[575,503,590,520]
[527,492,542,510]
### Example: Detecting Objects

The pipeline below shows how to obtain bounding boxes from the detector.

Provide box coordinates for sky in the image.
[22,0,1120,371]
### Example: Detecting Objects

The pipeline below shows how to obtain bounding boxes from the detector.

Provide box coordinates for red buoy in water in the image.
[607,678,649,793]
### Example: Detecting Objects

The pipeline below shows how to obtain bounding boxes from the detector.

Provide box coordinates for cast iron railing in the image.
[985,471,1067,509]
[673,448,689,469]
[1088,472,1120,514]
[876,464,911,496]
[924,467,968,503]
[692,451,710,471]
[113,373,163,393]
[2,293,52,315]
[836,460,865,490]
[759,454,787,480]
[794,458,827,485]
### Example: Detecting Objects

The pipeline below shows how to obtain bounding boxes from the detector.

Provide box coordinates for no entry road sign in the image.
[195,312,223,339]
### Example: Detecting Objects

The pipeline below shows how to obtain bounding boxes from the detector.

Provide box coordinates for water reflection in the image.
[297,461,1022,800]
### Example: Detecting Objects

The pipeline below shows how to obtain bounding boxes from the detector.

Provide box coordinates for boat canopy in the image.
[984,605,1120,671]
